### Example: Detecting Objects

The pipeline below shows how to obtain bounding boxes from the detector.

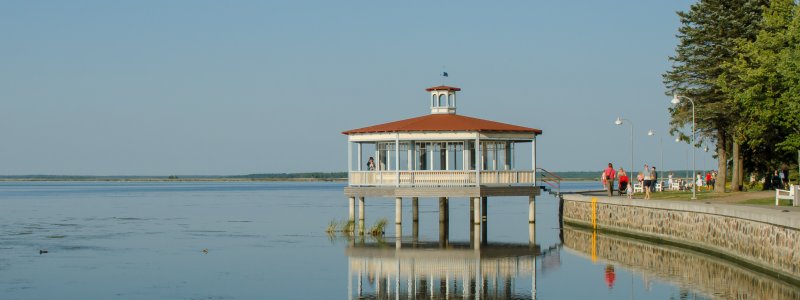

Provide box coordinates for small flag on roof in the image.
[442,72,448,77]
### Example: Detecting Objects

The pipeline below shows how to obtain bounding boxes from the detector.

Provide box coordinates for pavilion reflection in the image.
[345,234,561,300]
[562,225,800,300]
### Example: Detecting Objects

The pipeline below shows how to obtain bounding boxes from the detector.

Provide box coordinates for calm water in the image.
[0,181,797,299]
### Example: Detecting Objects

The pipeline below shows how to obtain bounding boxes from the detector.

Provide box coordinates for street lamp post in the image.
[671,94,697,200]
[647,129,663,177]
[615,117,634,174]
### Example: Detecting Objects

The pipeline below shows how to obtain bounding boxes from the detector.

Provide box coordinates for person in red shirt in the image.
[604,163,616,196]
[705,172,712,191]
[618,168,629,196]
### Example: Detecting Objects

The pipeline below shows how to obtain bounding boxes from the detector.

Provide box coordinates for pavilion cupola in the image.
[426,85,460,115]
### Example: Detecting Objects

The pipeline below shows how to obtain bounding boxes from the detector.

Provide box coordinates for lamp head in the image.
[615,117,623,125]
[675,137,681,143]
[671,94,681,104]
[648,129,655,136]
[704,146,709,152]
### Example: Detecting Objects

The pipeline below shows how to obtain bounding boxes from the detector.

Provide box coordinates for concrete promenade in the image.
[561,192,800,284]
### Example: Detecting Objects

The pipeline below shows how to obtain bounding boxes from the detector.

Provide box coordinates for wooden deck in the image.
[344,185,540,198]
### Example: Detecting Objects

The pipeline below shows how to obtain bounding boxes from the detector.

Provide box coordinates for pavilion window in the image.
[378,142,406,171]
[495,142,507,171]
[396,142,409,170]
[447,142,464,170]
[416,142,428,171]
[466,141,476,171]
[430,143,442,170]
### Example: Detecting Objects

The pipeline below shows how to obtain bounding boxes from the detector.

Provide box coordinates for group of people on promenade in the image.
[602,163,715,199]
[696,170,717,191]
[603,162,721,198]
[766,168,791,190]
[602,163,659,199]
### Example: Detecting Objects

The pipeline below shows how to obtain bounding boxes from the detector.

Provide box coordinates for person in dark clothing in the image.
[771,170,783,190]
[782,168,790,188]
[651,167,658,192]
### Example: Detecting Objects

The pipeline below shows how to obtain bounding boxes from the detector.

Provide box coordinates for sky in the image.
[0,1,719,175]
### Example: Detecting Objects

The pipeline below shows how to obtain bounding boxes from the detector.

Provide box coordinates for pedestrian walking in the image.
[643,164,652,200]
[650,166,663,192]
[603,163,616,197]
[618,168,628,197]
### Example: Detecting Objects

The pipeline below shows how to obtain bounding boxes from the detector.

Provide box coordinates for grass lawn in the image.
[739,198,793,206]
[647,190,729,201]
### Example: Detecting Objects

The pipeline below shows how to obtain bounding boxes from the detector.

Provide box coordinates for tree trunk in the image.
[715,132,728,193]
[731,142,741,192]
[737,152,744,190]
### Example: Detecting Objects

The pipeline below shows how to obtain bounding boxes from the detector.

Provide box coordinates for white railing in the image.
[349,170,535,187]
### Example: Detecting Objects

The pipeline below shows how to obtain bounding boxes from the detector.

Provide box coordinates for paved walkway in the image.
[580,190,800,212]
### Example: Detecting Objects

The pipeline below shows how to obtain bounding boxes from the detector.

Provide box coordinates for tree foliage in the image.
[719,0,800,173]
[663,0,768,191]
[664,0,767,141]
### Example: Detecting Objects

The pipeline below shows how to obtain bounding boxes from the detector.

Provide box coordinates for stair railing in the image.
[536,167,562,196]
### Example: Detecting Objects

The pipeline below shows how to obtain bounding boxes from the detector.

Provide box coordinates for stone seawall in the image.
[561,194,800,282]
[562,226,800,299]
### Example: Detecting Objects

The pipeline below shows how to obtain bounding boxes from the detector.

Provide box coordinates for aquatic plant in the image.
[339,219,355,233]
[369,218,387,236]
[326,220,338,233]
[326,219,355,234]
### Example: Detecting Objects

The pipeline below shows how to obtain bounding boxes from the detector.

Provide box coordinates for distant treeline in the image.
[227,172,347,179]
[0,173,348,181]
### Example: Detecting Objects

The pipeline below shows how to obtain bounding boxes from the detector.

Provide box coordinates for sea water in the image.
[0,181,796,299]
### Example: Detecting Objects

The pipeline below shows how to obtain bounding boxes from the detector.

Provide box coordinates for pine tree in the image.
[663,0,768,192]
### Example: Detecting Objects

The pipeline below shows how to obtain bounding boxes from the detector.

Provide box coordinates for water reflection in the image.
[344,237,560,300]
[341,224,800,300]
[562,226,800,300]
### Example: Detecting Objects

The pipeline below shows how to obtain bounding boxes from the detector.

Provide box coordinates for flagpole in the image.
[441,66,447,85]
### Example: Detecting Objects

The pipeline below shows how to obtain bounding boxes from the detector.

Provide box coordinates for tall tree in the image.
[664,0,768,192]
[720,0,800,181]
[779,5,800,152]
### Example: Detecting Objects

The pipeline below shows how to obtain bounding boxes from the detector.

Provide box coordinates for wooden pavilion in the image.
[342,85,543,243]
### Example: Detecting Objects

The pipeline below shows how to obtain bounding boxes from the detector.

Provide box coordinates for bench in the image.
[669,180,682,191]
[775,185,798,206]
[633,183,643,194]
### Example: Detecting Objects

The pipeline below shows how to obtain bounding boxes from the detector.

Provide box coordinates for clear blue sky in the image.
[0,1,717,175]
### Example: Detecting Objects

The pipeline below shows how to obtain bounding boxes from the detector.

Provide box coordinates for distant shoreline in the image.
[0,177,347,182]
[0,177,597,182]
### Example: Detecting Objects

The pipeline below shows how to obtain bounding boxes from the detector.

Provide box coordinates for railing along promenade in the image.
[348,170,535,187]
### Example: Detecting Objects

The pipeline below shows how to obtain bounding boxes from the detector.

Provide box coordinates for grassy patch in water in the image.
[326,219,355,234]
[368,218,387,236]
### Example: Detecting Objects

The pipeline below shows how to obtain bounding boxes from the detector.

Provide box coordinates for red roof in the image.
[342,114,542,135]
[425,85,461,92]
